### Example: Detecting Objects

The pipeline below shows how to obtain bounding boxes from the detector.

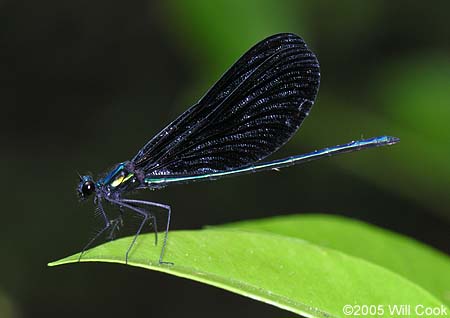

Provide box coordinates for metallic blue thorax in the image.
[97,162,137,194]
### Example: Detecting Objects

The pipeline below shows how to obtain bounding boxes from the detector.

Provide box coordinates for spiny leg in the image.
[106,205,124,240]
[118,201,158,245]
[107,199,156,264]
[120,199,172,265]
[121,199,164,247]
[106,217,123,241]
[79,198,110,261]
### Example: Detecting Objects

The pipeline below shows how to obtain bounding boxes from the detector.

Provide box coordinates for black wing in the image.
[132,33,320,177]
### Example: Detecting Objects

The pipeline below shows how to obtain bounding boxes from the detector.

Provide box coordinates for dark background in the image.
[1,1,449,317]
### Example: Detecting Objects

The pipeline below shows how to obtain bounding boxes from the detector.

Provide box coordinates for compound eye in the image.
[81,181,95,196]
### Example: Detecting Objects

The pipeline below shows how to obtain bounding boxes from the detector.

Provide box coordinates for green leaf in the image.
[218,214,450,307]
[49,215,449,317]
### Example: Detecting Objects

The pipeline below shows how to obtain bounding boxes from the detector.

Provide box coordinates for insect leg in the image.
[79,198,111,261]
[106,199,158,264]
[120,199,172,265]
[105,205,125,240]
[106,217,122,241]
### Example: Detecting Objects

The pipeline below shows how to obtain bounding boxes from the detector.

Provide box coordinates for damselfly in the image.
[77,33,399,264]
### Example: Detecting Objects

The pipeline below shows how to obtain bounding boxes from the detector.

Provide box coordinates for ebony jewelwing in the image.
[77,33,399,264]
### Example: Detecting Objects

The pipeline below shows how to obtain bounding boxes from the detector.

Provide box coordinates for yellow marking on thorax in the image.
[110,173,134,188]
[123,173,134,183]
[110,175,124,187]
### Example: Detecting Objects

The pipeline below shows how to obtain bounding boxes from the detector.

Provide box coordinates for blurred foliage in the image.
[0,289,17,318]
[335,56,450,220]
[164,0,305,73]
